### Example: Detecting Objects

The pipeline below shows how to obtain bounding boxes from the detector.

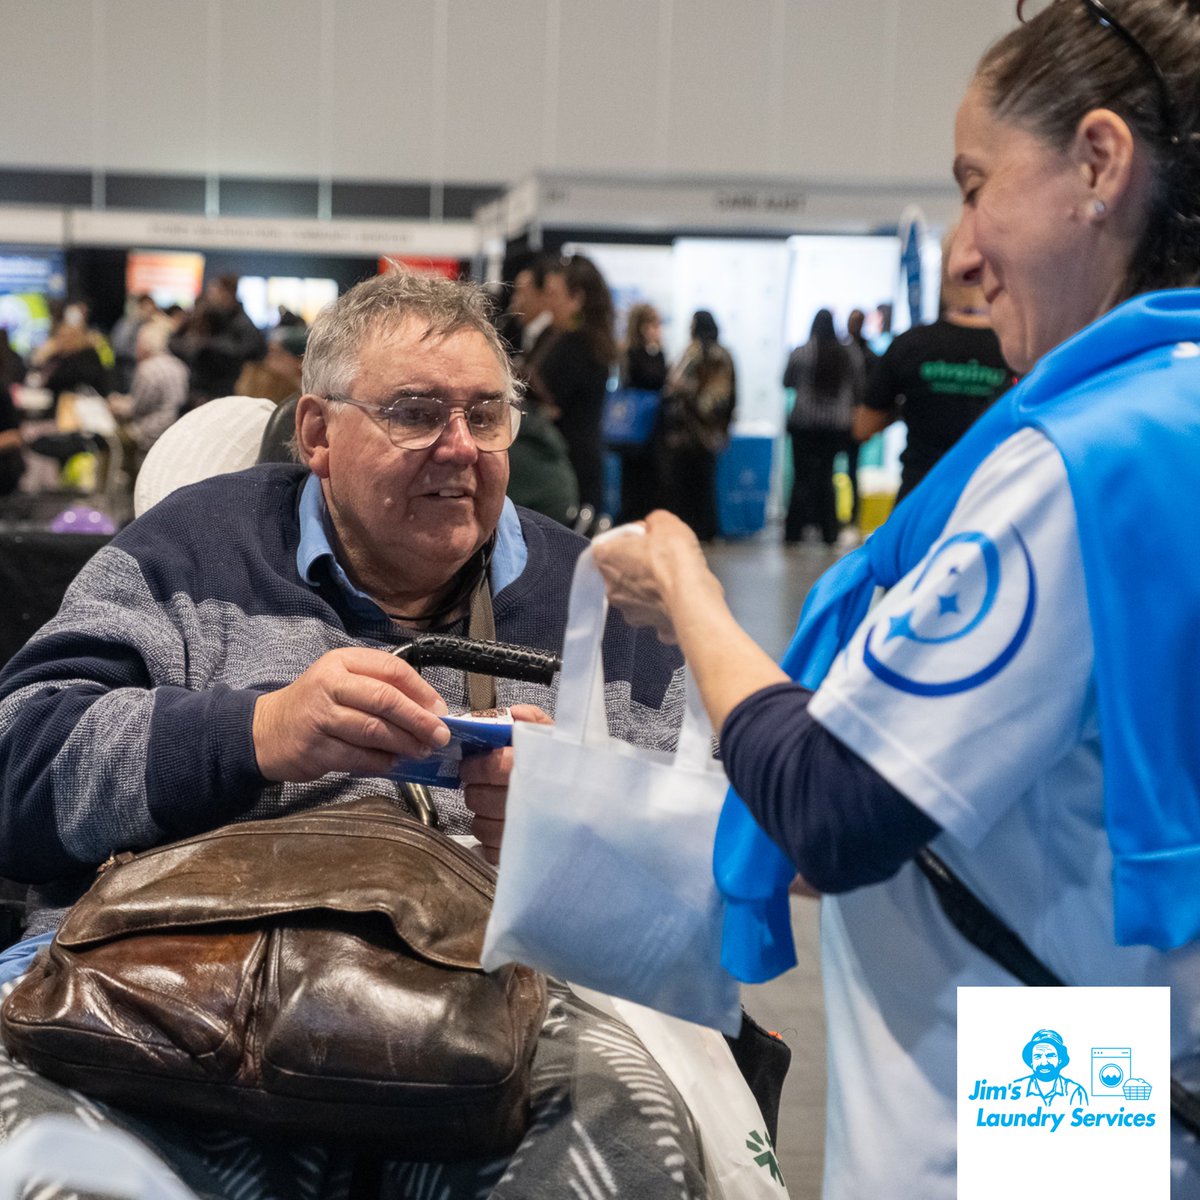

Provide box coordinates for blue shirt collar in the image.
[296,473,527,618]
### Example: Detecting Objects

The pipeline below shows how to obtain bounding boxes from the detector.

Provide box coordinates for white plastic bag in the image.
[482,544,742,1033]
[572,986,791,1200]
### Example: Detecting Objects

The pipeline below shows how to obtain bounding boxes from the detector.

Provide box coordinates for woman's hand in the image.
[593,511,722,644]
[595,512,789,733]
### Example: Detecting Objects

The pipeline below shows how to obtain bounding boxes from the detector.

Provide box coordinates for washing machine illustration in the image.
[1092,1047,1133,1098]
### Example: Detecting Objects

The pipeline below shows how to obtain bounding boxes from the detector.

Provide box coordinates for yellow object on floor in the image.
[833,472,853,526]
[858,491,895,536]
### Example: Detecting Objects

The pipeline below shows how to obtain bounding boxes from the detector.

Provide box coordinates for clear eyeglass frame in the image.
[327,393,523,452]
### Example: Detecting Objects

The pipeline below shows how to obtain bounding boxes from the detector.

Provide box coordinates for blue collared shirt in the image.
[295,474,527,618]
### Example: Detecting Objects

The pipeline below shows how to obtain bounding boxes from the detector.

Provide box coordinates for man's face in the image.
[305,318,510,597]
[1030,1044,1062,1081]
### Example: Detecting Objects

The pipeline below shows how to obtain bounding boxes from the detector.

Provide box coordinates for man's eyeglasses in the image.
[1017,0,1178,145]
[328,394,522,452]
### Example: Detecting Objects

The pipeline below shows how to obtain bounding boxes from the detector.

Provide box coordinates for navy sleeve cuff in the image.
[146,685,266,837]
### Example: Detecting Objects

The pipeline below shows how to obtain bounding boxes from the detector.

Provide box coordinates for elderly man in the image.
[0,270,700,1198]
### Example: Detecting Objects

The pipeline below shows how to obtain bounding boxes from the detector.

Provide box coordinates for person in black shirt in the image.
[168,274,266,406]
[854,260,1010,503]
[842,309,875,528]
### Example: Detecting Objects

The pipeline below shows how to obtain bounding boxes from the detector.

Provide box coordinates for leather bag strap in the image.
[466,575,498,711]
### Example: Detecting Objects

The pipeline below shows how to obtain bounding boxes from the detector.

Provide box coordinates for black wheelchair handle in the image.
[390,634,561,686]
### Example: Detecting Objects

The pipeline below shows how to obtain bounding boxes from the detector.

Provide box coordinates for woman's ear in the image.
[294,393,331,478]
[1071,107,1140,219]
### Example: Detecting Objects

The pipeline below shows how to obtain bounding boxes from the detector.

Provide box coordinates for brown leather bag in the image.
[0,796,548,1160]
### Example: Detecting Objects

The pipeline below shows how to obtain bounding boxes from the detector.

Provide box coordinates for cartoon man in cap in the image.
[1012,1029,1089,1107]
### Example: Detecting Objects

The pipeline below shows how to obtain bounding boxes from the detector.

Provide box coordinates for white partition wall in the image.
[670,239,791,432]
[782,235,901,353]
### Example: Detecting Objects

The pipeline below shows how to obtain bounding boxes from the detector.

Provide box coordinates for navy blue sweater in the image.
[0,465,683,926]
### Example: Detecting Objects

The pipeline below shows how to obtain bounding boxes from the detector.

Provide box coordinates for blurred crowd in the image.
[0,274,306,509]
[496,252,737,540]
[0,247,1010,545]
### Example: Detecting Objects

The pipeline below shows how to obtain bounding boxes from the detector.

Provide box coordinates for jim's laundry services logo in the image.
[968,1027,1155,1134]
[959,989,1170,1199]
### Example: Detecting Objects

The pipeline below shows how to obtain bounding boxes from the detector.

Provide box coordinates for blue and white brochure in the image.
[388,709,513,787]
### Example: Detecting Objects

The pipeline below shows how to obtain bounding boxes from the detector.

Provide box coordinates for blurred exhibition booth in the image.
[479,171,954,531]
[0,166,956,536]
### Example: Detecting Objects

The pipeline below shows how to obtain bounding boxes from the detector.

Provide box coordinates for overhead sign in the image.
[67,210,478,258]
[536,178,809,232]
[489,174,959,240]
[0,206,67,247]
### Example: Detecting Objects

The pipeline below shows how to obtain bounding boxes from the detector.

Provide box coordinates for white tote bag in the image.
[481,544,742,1034]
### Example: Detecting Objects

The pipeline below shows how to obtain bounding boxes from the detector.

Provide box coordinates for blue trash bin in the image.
[717,434,773,538]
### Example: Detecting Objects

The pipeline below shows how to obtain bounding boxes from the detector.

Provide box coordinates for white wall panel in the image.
[104,1,208,173]
[555,1,662,174]
[0,0,1029,187]
[777,0,896,181]
[662,0,778,176]
[887,0,1011,181]
[2,1,95,169]
[214,0,323,176]
[327,0,439,180]
[442,0,548,182]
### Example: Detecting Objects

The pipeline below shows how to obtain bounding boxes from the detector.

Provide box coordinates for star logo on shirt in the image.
[887,566,962,640]
[863,527,1038,696]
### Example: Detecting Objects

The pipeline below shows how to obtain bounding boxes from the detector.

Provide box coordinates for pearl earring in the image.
[1092,198,1107,217]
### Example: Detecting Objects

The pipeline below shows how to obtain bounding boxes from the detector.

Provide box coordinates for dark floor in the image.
[707,531,839,1200]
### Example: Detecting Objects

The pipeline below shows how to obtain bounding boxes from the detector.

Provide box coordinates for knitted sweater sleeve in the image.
[0,542,264,883]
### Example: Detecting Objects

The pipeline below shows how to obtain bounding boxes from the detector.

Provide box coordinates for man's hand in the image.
[252,648,451,783]
[458,704,552,865]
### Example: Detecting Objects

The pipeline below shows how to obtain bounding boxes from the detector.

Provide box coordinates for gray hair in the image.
[975,0,1200,298]
[301,265,522,402]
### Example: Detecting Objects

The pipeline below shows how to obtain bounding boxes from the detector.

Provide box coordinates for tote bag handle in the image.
[555,535,717,772]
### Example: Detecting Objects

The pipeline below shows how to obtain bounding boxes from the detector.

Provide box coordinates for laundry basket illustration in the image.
[1123,1078,1152,1100]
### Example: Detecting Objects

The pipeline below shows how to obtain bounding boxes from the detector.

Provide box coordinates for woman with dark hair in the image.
[659,310,736,542]
[782,308,863,545]
[596,2,1200,1194]
[616,303,668,522]
[537,255,616,514]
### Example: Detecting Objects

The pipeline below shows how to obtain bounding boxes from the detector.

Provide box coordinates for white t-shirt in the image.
[808,427,1200,1199]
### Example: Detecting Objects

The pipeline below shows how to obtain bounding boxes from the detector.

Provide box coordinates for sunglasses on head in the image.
[1016,0,1179,146]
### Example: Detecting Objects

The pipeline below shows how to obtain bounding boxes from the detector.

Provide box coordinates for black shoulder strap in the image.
[915,847,1200,1139]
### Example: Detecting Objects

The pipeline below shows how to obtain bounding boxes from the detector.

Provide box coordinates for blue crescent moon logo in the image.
[863,526,1037,696]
